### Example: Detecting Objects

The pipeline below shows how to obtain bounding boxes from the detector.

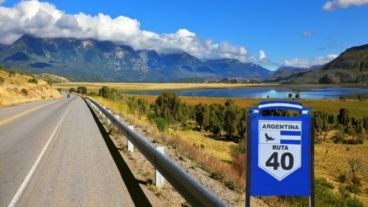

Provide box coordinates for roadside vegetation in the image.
[0,65,61,106]
[83,85,367,206]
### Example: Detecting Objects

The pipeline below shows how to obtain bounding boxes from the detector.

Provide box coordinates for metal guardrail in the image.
[85,98,227,207]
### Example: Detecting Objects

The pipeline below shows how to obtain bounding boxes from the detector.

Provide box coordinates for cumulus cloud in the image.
[323,0,368,11]
[258,50,266,60]
[0,0,253,61]
[282,54,338,68]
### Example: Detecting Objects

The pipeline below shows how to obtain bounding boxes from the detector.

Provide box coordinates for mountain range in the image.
[273,45,368,84]
[0,35,366,84]
[0,35,271,82]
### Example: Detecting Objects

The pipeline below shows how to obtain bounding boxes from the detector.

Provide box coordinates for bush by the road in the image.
[77,86,87,94]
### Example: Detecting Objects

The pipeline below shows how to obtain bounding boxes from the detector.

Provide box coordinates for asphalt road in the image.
[0,96,136,207]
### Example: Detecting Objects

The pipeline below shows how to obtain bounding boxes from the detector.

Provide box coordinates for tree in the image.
[338,108,350,126]
[288,93,292,99]
[126,96,138,114]
[195,103,210,131]
[363,116,368,132]
[314,111,330,140]
[154,92,182,123]
[208,104,224,137]
[137,98,149,117]
[223,99,240,141]
[99,86,114,99]
[69,88,76,93]
[154,117,168,132]
[236,108,247,141]
[77,86,87,94]
[347,158,363,181]
[295,92,300,99]
[352,118,365,138]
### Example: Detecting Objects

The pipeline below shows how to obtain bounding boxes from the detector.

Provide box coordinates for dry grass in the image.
[315,141,368,204]
[170,130,236,163]
[0,70,61,106]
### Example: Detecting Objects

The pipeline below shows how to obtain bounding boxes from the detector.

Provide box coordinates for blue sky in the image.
[1,0,368,69]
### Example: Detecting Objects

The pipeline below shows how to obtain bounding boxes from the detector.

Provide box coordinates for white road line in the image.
[7,107,70,207]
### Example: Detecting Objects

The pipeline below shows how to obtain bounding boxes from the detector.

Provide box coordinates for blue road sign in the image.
[246,101,313,198]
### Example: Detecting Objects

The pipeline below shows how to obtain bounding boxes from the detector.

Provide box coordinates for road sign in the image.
[246,101,314,207]
[258,120,302,181]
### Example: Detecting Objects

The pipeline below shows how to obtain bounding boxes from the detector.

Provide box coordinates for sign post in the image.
[246,101,314,207]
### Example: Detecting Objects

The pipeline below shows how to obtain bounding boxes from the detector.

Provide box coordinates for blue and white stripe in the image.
[280,130,301,145]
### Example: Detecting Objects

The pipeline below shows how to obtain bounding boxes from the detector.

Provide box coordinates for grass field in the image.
[55,82,276,91]
[315,141,368,204]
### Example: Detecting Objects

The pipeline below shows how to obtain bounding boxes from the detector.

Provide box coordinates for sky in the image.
[0,0,367,70]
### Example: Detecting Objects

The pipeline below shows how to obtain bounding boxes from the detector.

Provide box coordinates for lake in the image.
[128,86,368,99]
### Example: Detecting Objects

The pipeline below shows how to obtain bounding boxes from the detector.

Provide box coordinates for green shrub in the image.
[76,86,87,94]
[342,139,363,145]
[147,111,157,122]
[88,91,98,96]
[154,117,168,132]
[333,131,345,144]
[28,78,38,84]
[351,177,361,186]
[345,197,364,207]
[346,183,361,194]
[337,174,347,183]
[137,98,149,116]
[69,88,76,93]
[339,185,351,197]
[0,76,4,84]
[98,86,116,99]
[210,171,224,181]
[316,177,334,189]
[8,70,16,77]
[21,88,28,96]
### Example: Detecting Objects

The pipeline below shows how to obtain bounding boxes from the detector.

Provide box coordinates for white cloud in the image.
[258,50,266,60]
[0,0,254,62]
[323,0,368,11]
[282,54,338,68]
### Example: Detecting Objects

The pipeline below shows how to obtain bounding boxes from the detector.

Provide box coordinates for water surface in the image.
[128,86,368,99]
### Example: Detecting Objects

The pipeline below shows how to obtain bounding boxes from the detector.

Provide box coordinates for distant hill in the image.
[205,59,271,79]
[0,66,60,106]
[265,66,315,83]
[0,35,272,82]
[33,73,70,83]
[285,44,368,84]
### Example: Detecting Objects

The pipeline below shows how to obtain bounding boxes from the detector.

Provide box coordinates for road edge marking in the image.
[7,107,70,207]
[0,103,52,126]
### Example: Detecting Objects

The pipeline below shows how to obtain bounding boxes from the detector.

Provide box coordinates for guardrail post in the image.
[106,119,111,126]
[155,146,165,188]
[127,125,135,152]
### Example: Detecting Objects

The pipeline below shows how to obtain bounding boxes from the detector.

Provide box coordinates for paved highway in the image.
[0,96,136,207]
